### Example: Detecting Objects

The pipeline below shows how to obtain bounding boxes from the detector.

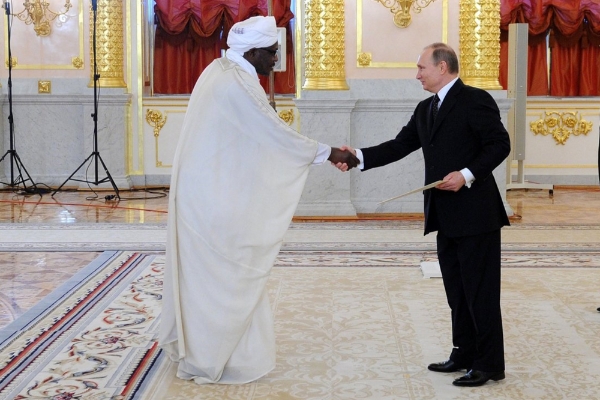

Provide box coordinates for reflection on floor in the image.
[0,186,599,399]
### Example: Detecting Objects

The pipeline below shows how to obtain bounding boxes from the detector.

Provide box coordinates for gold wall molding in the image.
[72,56,84,68]
[89,0,126,88]
[278,109,295,125]
[303,0,349,90]
[4,57,17,68]
[374,0,437,28]
[530,111,593,145]
[357,0,447,68]
[357,52,372,67]
[145,109,170,168]
[458,0,501,89]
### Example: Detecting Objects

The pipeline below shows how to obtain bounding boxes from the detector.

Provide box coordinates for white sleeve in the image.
[312,142,331,165]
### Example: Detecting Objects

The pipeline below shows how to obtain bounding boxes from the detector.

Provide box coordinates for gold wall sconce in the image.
[530,111,593,145]
[13,0,73,37]
[374,0,437,28]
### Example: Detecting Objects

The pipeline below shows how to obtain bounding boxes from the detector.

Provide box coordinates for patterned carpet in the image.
[0,252,163,400]
[1,240,600,399]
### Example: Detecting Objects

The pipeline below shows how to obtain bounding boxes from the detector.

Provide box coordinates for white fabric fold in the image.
[159,56,318,384]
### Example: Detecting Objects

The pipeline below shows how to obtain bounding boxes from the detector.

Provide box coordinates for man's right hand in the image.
[328,147,360,170]
[331,145,358,172]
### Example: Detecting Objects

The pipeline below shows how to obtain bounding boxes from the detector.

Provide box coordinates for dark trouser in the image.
[436,229,505,372]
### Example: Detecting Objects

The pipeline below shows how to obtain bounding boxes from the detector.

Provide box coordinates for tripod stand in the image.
[0,1,39,193]
[52,0,119,199]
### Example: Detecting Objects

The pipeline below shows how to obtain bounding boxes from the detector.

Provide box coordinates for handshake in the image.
[328,146,359,171]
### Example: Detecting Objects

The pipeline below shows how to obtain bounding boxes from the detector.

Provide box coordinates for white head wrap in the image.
[227,16,278,54]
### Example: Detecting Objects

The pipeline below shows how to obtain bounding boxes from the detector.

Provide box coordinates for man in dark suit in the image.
[338,43,510,387]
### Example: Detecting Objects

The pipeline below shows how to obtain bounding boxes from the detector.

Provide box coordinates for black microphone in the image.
[91,0,97,11]
[3,1,10,15]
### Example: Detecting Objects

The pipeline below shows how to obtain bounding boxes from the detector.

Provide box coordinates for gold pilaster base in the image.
[88,77,128,88]
[303,78,349,91]
[461,77,502,90]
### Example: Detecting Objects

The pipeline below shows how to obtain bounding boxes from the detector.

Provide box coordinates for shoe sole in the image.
[452,371,505,387]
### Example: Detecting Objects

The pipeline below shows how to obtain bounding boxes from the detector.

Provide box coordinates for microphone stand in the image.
[0,0,39,193]
[52,0,119,199]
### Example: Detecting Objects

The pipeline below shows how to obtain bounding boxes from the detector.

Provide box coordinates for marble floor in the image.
[1,186,599,399]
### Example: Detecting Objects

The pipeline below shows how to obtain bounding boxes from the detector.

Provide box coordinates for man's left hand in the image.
[436,171,466,192]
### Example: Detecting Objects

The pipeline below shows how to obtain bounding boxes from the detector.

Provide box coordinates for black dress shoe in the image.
[427,360,468,373]
[452,369,505,387]
[597,307,600,312]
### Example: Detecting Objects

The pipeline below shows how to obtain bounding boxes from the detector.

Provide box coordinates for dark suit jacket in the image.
[361,79,511,237]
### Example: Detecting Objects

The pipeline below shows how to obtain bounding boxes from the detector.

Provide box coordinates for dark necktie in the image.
[432,94,440,121]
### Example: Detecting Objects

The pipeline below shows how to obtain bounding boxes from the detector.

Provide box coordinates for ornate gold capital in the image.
[458,0,501,89]
[303,0,349,90]
[89,0,126,88]
[530,111,593,145]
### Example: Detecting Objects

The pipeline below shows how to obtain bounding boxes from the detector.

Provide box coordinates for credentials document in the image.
[378,180,444,205]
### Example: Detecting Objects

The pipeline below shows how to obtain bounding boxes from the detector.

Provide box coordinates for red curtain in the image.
[153,0,296,95]
[499,0,600,96]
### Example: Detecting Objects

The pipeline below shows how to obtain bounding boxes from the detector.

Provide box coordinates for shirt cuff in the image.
[355,149,365,170]
[313,142,331,165]
[460,168,475,188]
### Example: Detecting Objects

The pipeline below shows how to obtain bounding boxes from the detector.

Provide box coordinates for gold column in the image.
[458,0,501,90]
[89,0,126,88]
[303,0,349,90]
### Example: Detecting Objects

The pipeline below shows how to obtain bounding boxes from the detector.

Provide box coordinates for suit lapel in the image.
[429,79,464,141]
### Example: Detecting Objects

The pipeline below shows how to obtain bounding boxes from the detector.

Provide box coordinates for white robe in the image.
[159,57,318,384]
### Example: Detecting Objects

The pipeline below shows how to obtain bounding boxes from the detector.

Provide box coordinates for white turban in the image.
[227,16,278,54]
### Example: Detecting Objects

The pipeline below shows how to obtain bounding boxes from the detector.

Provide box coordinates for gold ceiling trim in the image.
[357,0,447,68]
[530,111,593,145]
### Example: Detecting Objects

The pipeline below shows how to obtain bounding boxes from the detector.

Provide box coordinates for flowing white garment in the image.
[159,57,318,384]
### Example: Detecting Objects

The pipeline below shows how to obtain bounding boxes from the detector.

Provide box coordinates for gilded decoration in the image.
[278,109,295,125]
[303,0,349,90]
[357,52,372,67]
[14,0,73,37]
[145,109,169,167]
[89,0,126,88]
[4,57,17,68]
[38,80,51,93]
[458,0,501,89]
[373,0,437,28]
[72,56,83,69]
[530,111,593,145]
[356,0,448,68]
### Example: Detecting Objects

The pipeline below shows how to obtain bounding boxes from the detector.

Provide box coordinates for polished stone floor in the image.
[1,186,599,399]
[0,186,598,331]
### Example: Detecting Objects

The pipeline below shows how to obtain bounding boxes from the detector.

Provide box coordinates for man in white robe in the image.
[159,16,359,385]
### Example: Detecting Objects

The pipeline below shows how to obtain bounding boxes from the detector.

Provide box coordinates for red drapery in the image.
[499,0,600,96]
[153,0,296,95]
